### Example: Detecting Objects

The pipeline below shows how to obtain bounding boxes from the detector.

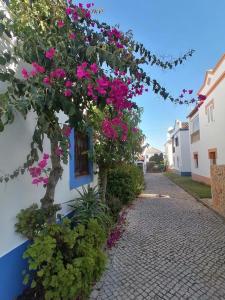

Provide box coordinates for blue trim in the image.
[69,129,93,189]
[0,241,30,300]
[181,172,192,176]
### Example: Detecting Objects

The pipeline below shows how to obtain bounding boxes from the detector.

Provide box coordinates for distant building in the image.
[187,54,225,185]
[165,120,191,176]
[164,127,174,170]
[137,145,162,173]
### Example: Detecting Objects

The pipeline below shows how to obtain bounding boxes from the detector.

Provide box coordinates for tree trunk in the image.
[40,137,63,223]
[98,165,108,203]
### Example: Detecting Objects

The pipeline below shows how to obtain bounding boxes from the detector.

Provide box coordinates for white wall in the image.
[0,111,97,257]
[189,55,225,180]
[164,140,173,168]
[171,121,191,174]
[180,130,191,173]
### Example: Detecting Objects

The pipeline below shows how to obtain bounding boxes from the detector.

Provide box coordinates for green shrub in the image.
[106,195,123,220]
[22,218,106,300]
[107,164,144,205]
[67,185,112,231]
[15,204,61,240]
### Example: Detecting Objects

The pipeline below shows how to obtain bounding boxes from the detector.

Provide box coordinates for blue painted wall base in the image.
[180,172,192,176]
[0,241,30,300]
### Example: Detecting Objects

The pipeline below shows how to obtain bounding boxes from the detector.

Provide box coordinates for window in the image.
[206,104,214,123]
[193,153,199,168]
[69,129,93,189]
[75,132,89,177]
[191,115,199,133]
[208,150,217,166]
[175,137,179,147]
[190,115,200,144]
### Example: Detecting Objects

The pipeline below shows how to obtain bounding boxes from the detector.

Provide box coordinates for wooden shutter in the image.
[75,132,89,177]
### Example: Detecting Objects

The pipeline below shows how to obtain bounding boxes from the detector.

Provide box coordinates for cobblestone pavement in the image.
[90,173,225,300]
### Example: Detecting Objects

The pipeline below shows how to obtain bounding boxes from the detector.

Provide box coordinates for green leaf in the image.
[0,56,7,65]
[23,274,29,285]
[86,46,96,58]
[0,23,5,36]
[0,72,11,81]
[0,120,4,132]
[3,52,11,62]
[31,280,37,288]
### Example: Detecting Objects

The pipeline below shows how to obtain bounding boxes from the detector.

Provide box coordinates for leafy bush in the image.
[107,164,144,205]
[106,195,123,220]
[147,161,165,173]
[21,218,106,300]
[15,204,61,240]
[68,185,112,230]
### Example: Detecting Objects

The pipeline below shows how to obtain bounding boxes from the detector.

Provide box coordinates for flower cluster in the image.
[65,2,94,21]
[197,94,207,108]
[76,62,98,79]
[21,62,45,79]
[102,117,128,141]
[28,153,50,186]
[105,28,124,49]
[107,210,127,249]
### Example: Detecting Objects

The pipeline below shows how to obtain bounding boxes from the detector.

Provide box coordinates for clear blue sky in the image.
[82,0,225,150]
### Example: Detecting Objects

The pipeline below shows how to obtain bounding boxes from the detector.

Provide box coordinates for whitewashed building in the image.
[166,120,191,176]
[138,145,162,173]
[0,1,97,299]
[188,53,225,185]
[164,127,174,170]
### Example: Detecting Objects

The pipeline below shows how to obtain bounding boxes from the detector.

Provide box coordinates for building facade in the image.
[164,127,174,170]
[166,120,191,176]
[188,53,225,185]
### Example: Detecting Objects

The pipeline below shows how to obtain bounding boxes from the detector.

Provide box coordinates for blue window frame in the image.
[69,129,93,189]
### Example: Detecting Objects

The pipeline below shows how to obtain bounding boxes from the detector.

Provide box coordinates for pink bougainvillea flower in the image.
[57,20,65,28]
[76,63,90,79]
[64,89,72,97]
[189,90,193,94]
[29,167,42,178]
[55,146,63,156]
[132,127,139,133]
[45,48,56,60]
[21,68,29,79]
[43,177,49,185]
[198,94,206,101]
[43,153,50,160]
[50,68,66,79]
[78,3,83,8]
[30,69,38,77]
[86,3,92,8]
[43,77,51,85]
[65,7,72,15]
[32,178,42,185]
[69,32,76,40]
[38,159,48,169]
[90,63,98,74]
[32,62,45,73]
[65,80,72,87]
[116,42,124,49]
[62,125,72,137]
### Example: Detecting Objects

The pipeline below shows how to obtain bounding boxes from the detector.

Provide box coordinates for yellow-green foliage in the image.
[23,218,106,300]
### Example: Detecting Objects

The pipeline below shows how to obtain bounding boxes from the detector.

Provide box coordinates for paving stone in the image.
[90,174,225,299]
